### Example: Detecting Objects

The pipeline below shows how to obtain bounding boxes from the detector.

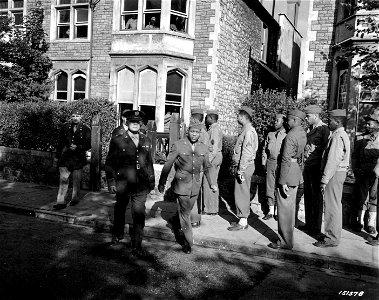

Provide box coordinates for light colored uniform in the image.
[233,122,258,218]
[320,127,350,245]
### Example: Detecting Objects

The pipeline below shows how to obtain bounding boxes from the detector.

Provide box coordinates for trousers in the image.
[234,164,255,218]
[203,153,222,213]
[265,159,278,206]
[354,172,377,212]
[56,167,82,204]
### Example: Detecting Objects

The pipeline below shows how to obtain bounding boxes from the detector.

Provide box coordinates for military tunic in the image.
[105,130,155,248]
[320,127,350,245]
[303,120,330,233]
[159,137,214,246]
[276,125,307,249]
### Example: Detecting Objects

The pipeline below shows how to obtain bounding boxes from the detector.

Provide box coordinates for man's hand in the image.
[320,183,326,196]
[374,165,379,178]
[69,144,77,151]
[108,185,117,194]
[210,184,218,193]
[158,184,165,194]
[281,184,289,195]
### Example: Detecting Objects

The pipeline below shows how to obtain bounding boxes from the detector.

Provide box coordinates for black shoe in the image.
[313,240,338,248]
[262,213,273,220]
[366,226,376,234]
[227,223,248,231]
[69,199,79,206]
[182,245,191,254]
[53,203,67,210]
[268,241,292,250]
[191,221,201,228]
[132,248,151,259]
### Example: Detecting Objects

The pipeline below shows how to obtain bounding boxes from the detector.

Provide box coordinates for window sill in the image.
[50,39,91,43]
[113,29,194,40]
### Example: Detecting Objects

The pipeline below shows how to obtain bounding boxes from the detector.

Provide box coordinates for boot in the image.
[366,211,377,234]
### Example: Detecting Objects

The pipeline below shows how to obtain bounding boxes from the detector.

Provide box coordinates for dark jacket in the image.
[159,137,214,196]
[105,130,155,195]
[56,122,91,170]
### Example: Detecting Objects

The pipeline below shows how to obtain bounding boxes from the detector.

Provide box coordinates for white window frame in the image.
[143,0,161,30]
[72,72,87,100]
[337,69,348,109]
[121,0,138,30]
[53,70,87,102]
[55,71,69,102]
[0,0,26,26]
[165,69,185,116]
[170,0,188,33]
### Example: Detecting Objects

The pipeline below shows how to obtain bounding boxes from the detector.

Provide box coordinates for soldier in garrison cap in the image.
[53,109,91,210]
[203,109,223,215]
[351,113,379,234]
[268,110,307,250]
[301,104,330,237]
[314,109,350,247]
[158,118,217,254]
[227,106,259,231]
[261,113,287,220]
[105,110,155,258]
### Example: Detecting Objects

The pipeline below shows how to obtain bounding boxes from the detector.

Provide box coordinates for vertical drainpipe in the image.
[88,0,100,100]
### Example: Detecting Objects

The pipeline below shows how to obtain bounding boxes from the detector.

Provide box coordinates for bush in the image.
[0,98,118,165]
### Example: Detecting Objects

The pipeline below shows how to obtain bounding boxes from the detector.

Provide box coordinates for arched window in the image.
[336,61,349,109]
[72,72,86,100]
[165,70,184,115]
[139,68,157,122]
[56,71,68,101]
[117,67,135,103]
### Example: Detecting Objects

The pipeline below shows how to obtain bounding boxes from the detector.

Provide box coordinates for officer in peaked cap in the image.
[105,109,155,258]
[301,104,330,237]
[158,118,217,254]
[111,109,130,137]
[268,109,307,250]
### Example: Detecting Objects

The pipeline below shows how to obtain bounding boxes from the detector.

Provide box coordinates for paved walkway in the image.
[0,179,378,277]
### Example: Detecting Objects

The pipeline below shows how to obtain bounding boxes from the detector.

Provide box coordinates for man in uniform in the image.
[302,105,330,236]
[227,106,258,231]
[203,109,223,215]
[189,107,209,228]
[105,110,155,257]
[111,109,129,137]
[53,109,91,210]
[268,110,307,250]
[262,113,287,220]
[314,109,350,247]
[351,114,379,234]
[158,119,217,254]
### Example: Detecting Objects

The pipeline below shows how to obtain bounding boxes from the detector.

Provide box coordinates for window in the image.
[73,72,86,100]
[55,0,89,40]
[56,71,68,101]
[260,23,269,62]
[121,0,138,30]
[139,68,157,121]
[143,0,161,30]
[0,0,25,26]
[170,0,187,33]
[117,67,135,103]
[165,70,183,115]
[342,0,356,20]
[337,69,348,109]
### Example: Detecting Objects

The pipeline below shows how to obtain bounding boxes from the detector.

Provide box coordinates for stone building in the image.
[0,0,303,134]
[299,0,379,135]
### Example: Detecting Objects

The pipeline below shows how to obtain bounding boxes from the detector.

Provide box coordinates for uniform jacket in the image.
[304,120,330,167]
[105,130,155,195]
[56,121,91,170]
[262,128,286,165]
[362,131,379,162]
[232,122,258,171]
[321,127,350,185]
[207,122,223,163]
[111,124,128,137]
[159,137,214,196]
[278,125,307,186]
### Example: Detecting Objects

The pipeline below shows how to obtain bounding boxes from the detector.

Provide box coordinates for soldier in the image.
[351,114,379,234]
[158,118,217,254]
[314,109,350,247]
[189,107,209,228]
[227,106,258,231]
[268,110,307,250]
[301,105,330,236]
[105,110,155,258]
[111,109,129,137]
[203,109,223,215]
[368,159,379,246]
[261,113,287,220]
[53,109,91,210]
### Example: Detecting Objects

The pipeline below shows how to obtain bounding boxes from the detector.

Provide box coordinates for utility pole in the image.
[88,0,101,100]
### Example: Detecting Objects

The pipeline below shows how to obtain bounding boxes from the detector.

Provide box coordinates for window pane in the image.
[57,72,68,90]
[57,92,68,100]
[59,0,71,4]
[76,0,88,3]
[171,0,187,13]
[139,69,157,106]
[146,0,161,10]
[0,0,8,9]
[117,68,134,102]
[123,0,138,11]
[13,12,23,25]
[140,105,156,122]
[165,105,181,114]
[13,0,24,8]
[166,72,182,94]
[76,8,88,22]
[0,13,8,23]
[76,25,88,37]
[58,9,70,23]
[74,92,85,100]
[144,13,160,29]
[74,76,86,92]
[166,94,181,103]
[170,15,186,32]
[123,14,137,30]
[58,26,70,38]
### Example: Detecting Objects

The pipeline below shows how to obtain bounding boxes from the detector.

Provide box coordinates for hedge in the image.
[0,98,118,165]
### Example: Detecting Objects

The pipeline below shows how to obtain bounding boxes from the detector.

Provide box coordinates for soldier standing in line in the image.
[189,107,209,228]
[314,109,350,248]
[203,109,223,215]
[53,109,91,210]
[351,114,379,234]
[261,113,287,220]
[301,105,330,236]
[227,106,258,231]
[268,110,307,250]
[158,119,217,254]
[105,110,155,258]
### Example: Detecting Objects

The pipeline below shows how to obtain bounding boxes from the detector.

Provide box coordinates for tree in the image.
[336,0,379,90]
[0,3,53,102]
